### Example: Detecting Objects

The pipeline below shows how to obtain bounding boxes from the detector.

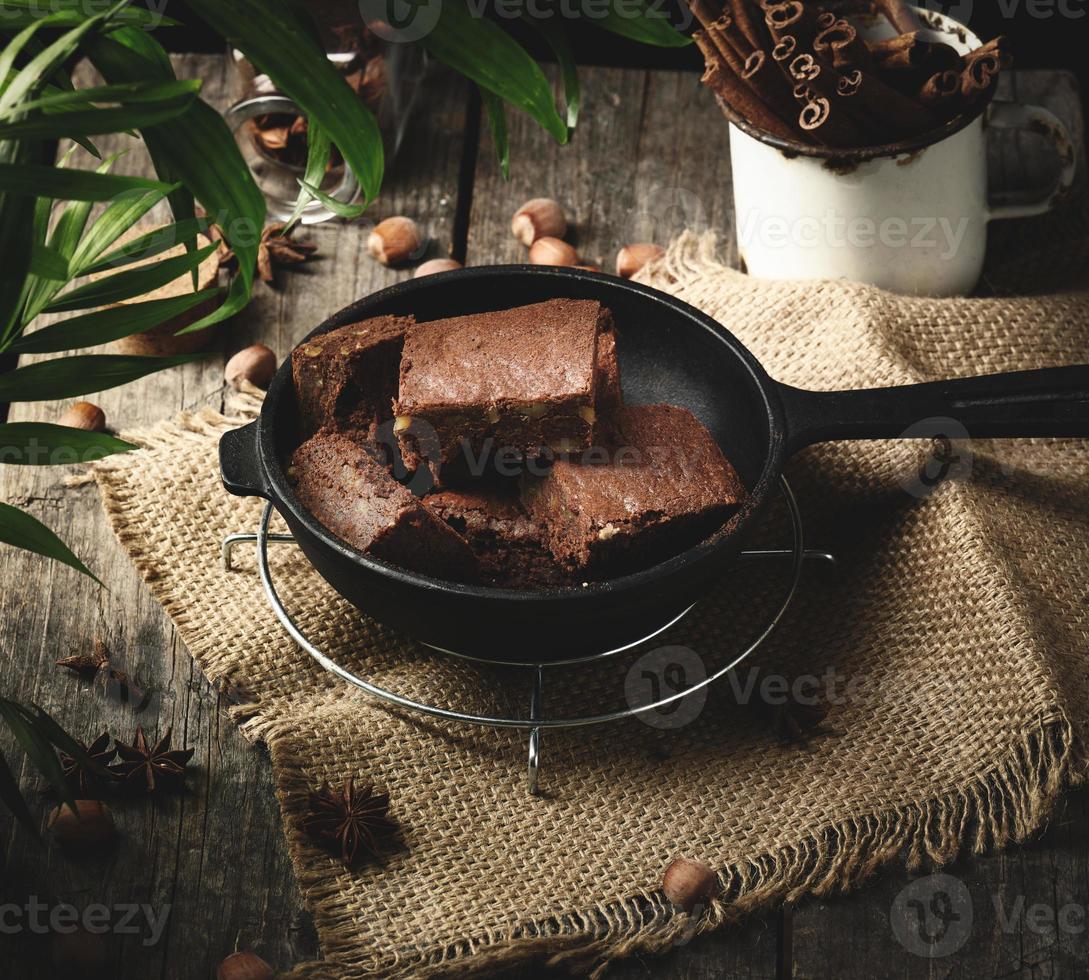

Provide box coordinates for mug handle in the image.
[986,100,1076,221]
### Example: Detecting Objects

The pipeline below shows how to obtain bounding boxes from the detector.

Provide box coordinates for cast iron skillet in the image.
[220,266,1089,663]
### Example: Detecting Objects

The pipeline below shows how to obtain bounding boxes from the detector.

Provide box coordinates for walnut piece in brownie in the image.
[288,430,478,582]
[291,314,413,439]
[423,489,571,589]
[521,404,746,578]
[394,299,612,478]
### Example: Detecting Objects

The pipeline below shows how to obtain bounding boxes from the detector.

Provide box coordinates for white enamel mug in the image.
[727,8,1076,296]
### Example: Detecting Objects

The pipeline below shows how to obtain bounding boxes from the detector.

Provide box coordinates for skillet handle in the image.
[220,421,271,499]
[780,365,1089,453]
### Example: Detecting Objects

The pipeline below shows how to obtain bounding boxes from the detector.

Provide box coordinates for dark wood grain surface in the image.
[0,57,1084,979]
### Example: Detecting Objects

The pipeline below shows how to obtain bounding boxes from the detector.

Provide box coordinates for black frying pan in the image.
[220,266,1089,664]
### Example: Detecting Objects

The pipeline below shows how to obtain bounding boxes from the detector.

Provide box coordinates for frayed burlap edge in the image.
[88,295,1085,979]
[272,714,1078,980]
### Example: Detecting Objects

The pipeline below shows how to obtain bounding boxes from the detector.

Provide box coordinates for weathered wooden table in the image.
[1,56,1085,979]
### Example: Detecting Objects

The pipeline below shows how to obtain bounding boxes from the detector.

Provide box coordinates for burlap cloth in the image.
[91,212,1089,978]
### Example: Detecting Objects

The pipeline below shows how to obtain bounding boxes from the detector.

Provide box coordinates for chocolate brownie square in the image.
[521,404,746,577]
[288,430,478,582]
[423,489,570,588]
[394,299,612,478]
[291,314,413,439]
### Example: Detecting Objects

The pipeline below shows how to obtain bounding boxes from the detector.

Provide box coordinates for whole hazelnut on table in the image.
[225,344,277,390]
[48,800,116,850]
[217,950,275,980]
[415,258,462,278]
[52,929,108,976]
[58,401,106,432]
[511,197,567,246]
[528,236,578,267]
[368,216,424,266]
[617,242,665,279]
[662,857,719,913]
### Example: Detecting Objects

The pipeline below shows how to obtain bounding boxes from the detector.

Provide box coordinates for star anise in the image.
[56,637,110,679]
[768,699,835,746]
[752,670,841,747]
[110,726,194,794]
[211,221,318,284]
[58,732,116,797]
[302,777,398,868]
[56,638,146,706]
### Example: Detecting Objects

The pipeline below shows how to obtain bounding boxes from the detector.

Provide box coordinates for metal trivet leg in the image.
[220,476,836,797]
[222,531,296,571]
[528,667,543,797]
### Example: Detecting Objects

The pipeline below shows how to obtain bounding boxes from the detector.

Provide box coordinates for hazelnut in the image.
[48,800,116,850]
[511,198,566,247]
[616,243,665,279]
[662,857,718,912]
[225,344,277,390]
[368,216,424,266]
[52,929,108,976]
[414,258,462,278]
[216,950,274,980]
[528,236,578,267]
[58,401,106,432]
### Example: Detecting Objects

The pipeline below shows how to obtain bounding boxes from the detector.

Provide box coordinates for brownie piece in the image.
[521,404,746,577]
[291,314,413,439]
[594,319,622,434]
[423,489,571,589]
[394,299,611,478]
[288,430,478,582]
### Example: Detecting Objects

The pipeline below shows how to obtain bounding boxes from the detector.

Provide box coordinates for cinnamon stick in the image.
[789,52,938,142]
[960,37,1012,103]
[695,31,797,140]
[796,94,865,147]
[873,0,923,35]
[763,0,822,51]
[917,69,961,114]
[867,32,962,73]
[813,20,873,71]
[742,48,806,131]
[730,0,774,54]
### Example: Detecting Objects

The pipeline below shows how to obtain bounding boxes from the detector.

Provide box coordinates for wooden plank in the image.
[468,65,778,979]
[0,54,470,978]
[468,66,738,272]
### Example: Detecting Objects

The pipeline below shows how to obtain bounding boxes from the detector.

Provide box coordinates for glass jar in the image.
[225,21,425,224]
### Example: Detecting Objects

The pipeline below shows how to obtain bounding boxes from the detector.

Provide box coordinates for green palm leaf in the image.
[9,289,220,354]
[0,699,75,812]
[0,748,37,838]
[0,501,99,584]
[0,353,201,402]
[0,0,176,28]
[184,0,385,205]
[86,27,265,329]
[79,216,211,276]
[479,87,510,181]
[0,163,175,201]
[577,0,692,47]
[0,422,137,464]
[422,3,568,145]
[67,186,176,275]
[45,242,217,312]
